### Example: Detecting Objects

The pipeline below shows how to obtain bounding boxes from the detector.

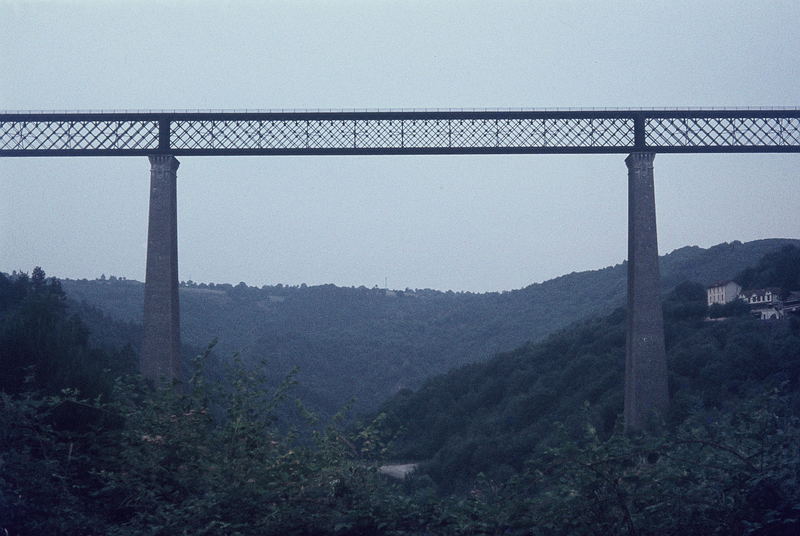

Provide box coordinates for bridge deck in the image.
[2,109,799,156]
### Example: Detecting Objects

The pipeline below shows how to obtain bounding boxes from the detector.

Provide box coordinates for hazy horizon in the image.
[3,1,799,292]
[8,236,795,294]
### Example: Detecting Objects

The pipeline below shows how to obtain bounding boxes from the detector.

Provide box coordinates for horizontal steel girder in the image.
[1,109,799,156]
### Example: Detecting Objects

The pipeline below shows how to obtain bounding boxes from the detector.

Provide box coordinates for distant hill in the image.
[61,238,799,416]
[376,245,800,491]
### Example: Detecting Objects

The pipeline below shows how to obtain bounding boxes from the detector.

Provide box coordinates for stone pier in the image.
[141,155,181,382]
[624,152,669,431]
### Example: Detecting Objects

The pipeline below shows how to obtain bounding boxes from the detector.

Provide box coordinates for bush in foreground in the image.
[3,368,798,534]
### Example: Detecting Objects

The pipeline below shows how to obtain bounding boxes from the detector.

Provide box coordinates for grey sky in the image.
[1,1,798,292]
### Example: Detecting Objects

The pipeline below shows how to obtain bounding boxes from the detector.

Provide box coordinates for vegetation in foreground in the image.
[1,250,799,534]
[3,373,798,535]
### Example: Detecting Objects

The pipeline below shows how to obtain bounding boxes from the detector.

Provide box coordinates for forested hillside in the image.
[376,245,800,492]
[61,238,799,416]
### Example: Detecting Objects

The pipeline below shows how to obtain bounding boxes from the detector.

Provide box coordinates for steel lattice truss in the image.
[1,110,799,156]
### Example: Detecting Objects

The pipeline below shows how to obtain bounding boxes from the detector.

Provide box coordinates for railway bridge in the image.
[3,107,798,429]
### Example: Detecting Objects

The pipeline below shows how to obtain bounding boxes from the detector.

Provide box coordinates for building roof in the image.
[741,287,782,298]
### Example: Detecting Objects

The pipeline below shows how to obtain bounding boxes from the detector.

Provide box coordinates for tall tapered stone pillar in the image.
[141,155,181,382]
[624,152,668,431]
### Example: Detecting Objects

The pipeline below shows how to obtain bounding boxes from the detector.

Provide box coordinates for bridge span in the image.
[2,108,799,157]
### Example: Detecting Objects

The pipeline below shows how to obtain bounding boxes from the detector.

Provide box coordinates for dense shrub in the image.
[0,349,435,535]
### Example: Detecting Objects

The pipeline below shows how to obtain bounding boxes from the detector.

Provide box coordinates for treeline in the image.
[61,238,800,417]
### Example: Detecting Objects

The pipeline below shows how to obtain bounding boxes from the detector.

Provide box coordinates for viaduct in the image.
[2,108,798,430]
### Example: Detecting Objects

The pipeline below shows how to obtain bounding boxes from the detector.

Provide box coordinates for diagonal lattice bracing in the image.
[308,120,355,149]
[170,117,638,151]
[646,116,800,148]
[173,120,266,150]
[401,119,450,148]
[450,119,498,147]
[495,118,634,148]
[173,119,361,150]
[0,120,158,152]
[497,119,546,147]
[356,120,403,148]
[591,118,636,146]
[2,110,799,156]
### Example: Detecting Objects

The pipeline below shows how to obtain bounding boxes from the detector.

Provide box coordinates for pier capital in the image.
[148,154,180,172]
[625,151,655,171]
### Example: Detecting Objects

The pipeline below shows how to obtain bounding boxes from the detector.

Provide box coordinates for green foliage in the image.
[2,343,546,535]
[707,298,751,318]
[379,307,629,492]
[0,389,112,534]
[0,268,136,399]
[662,281,708,321]
[1,347,403,535]
[522,390,800,535]
[736,244,800,295]
[4,366,799,534]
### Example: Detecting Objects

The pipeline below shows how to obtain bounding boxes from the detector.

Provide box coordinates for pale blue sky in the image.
[1,1,798,291]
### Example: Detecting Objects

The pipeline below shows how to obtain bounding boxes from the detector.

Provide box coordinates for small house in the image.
[740,287,782,305]
[707,280,742,306]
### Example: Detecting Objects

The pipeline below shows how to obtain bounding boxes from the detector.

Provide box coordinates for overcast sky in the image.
[1,1,798,292]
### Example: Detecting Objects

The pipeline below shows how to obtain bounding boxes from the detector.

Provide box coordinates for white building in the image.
[742,287,784,320]
[752,305,784,320]
[740,287,781,305]
[707,280,742,306]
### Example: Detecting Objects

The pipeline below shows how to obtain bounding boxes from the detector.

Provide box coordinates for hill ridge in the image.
[60,238,799,415]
